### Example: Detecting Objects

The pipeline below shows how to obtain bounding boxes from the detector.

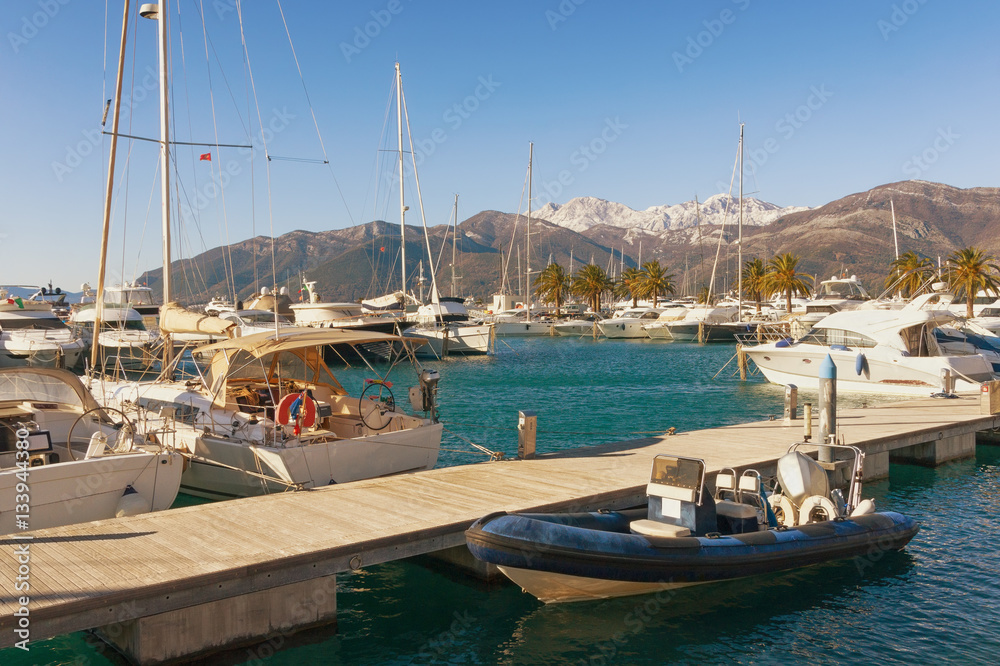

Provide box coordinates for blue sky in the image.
[1,0,997,290]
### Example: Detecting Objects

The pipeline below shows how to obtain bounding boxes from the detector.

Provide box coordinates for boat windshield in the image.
[649,455,705,491]
[241,313,291,325]
[100,320,146,331]
[0,372,85,407]
[798,328,877,349]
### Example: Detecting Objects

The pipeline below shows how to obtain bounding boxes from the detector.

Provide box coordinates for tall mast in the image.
[526,142,533,323]
[737,123,744,320]
[451,193,458,297]
[396,62,407,300]
[890,198,899,261]
[93,0,131,372]
[140,1,172,367]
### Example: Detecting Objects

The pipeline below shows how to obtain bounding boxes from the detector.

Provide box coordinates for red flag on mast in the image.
[199,152,211,161]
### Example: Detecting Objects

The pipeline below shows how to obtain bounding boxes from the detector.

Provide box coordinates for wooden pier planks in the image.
[1,396,997,647]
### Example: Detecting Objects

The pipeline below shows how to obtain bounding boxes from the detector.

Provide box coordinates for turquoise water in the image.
[5,338,998,664]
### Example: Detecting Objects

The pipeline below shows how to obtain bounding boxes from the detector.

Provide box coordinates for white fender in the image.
[767,494,797,527]
[799,495,839,524]
[850,498,876,517]
[116,486,152,518]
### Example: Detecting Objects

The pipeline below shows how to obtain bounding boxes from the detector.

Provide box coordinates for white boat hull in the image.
[599,321,649,339]
[492,321,552,337]
[0,451,183,534]
[746,345,993,395]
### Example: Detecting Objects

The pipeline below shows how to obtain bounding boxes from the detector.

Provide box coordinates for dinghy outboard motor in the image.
[409,369,441,422]
[775,451,829,507]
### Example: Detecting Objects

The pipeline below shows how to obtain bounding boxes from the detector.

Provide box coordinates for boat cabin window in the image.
[649,455,705,494]
[0,317,68,330]
[640,312,660,319]
[0,373,85,407]
[101,320,146,332]
[798,328,877,349]
[899,324,938,357]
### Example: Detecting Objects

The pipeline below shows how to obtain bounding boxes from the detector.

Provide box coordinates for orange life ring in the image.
[276,392,316,428]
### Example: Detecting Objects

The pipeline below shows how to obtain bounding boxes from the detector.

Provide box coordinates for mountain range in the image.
[142,180,1000,305]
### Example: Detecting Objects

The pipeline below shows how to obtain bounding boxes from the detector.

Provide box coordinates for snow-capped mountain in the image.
[530,194,808,233]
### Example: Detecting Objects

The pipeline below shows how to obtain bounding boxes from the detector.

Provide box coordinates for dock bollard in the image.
[803,402,813,441]
[783,384,798,423]
[518,410,537,460]
[818,354,836,463]
[939,368,954,395]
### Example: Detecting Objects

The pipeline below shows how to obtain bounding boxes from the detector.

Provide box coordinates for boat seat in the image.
[716,500,759,534]
[629,519,691,538]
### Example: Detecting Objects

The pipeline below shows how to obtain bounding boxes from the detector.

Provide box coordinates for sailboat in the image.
[388,63,492,357]
[87,8,444,499]
[0,2,183,534]
[489,143,554,337]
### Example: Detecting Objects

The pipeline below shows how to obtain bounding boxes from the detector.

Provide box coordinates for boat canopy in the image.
[0,367,103,413]
[195,328,426,406]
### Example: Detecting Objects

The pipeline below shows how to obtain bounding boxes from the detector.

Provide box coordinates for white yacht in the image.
[789,275,873,338]
[70,304,159,371]
[0,288,86,369]
[90,328,444,500]
[403,298,493,357]
[290,281,402,335]
[597,307,666,339]
[643,305,738,342]
[552,313,603,337]
[0,367,182,534]
[744,307,999,395]
[486,309,554,337]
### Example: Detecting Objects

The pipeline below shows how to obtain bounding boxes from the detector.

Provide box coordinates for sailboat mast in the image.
[139,1,173,367]
[891,198,899,260]
[451,194,458,297]
[92,0,130,372]
[526,142,533,323]
[396,63,407,300]
[737,123,744,320]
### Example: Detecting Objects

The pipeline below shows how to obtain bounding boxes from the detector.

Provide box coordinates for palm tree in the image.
[572,264,612,313]
[741,258,767,314]
[617,267,644,307]
[945,246,1000,318]
[886,251,933,298]
[534,263,570,315]
[637,261,676,307]
[765,253,811,314]
[696,285,712,305]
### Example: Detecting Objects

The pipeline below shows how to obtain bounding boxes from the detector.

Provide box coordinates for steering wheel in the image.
[359,380,395,431]
[66,406,142,460]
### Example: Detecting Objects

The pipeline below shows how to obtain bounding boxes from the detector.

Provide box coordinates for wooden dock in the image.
[2,396,997,662]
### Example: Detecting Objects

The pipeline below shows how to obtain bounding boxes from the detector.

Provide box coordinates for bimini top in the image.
[193,327,425,358]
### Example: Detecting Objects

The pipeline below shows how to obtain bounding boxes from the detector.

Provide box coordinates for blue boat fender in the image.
[855,352,869,377]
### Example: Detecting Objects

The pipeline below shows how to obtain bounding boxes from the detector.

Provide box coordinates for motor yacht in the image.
[0,288,86,369]
[744,306,999,394]
[597,307,666,339]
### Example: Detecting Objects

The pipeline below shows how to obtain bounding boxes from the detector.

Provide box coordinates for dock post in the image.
[818,354,836,463]
[518,410,537,459]
[737,344,747,380]
[783,384,798,423]
[803,402,812,440]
